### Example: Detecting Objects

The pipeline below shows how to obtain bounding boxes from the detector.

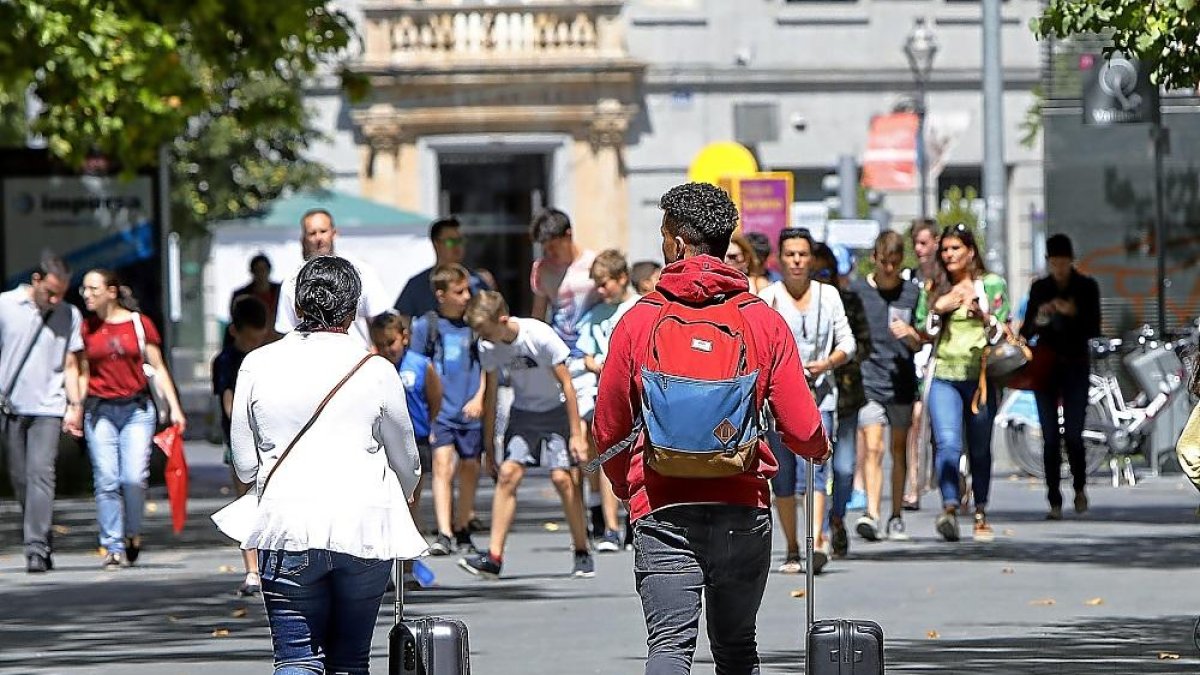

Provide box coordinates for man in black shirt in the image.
[1019,234,1102,519]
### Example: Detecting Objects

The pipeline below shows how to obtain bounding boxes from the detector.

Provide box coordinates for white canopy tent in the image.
[204,190,435,352]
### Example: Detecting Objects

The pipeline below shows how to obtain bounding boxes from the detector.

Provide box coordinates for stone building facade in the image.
[308,0,1045,307]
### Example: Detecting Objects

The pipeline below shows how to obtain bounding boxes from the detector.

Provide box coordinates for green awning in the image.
[220,189,430,230]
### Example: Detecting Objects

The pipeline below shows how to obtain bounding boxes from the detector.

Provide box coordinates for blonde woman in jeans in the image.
[915,225,1009,543]
[230,256,427,675]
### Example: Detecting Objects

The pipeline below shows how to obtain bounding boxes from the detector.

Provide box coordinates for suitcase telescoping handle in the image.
[805,459,815,634]
[394,559,403,626]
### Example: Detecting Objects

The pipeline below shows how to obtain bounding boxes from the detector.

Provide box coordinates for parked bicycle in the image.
[996,325,1195,485]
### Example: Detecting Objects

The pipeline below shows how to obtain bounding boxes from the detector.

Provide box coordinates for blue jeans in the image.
[84,398,156,553]
[634,505,772,675]
[768,403,844,509]
[928,378,996,509]
[259,549,392,675]
[829,412,858,520]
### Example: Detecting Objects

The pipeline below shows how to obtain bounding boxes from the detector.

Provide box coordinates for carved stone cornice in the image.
[588,99,634,147]
[352,108,407,151]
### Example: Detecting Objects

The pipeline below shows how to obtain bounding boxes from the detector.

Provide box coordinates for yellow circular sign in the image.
[687,142,758,186]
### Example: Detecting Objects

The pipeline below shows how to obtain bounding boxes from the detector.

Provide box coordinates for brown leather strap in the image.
[259,354,377,498]
[972,350,988,415]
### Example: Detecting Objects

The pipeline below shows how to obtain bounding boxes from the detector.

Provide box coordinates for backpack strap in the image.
[421,311,440,361]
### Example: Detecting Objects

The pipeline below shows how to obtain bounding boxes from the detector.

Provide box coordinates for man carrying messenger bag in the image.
[0,253,85,574]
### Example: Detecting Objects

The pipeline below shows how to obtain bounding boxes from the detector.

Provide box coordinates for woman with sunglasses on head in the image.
[915,224,1009,543]
[726,234,772,293]
[77,270,186,569]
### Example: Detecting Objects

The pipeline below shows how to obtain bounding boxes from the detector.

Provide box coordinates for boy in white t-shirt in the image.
[457,291,594,580]
[576,250,639,552]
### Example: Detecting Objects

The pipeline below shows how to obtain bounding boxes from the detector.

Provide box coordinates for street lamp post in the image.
[905,18,938,221]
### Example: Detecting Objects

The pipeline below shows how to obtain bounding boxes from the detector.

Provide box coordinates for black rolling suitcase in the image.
[389,561,472,674]
[803,462,885,674]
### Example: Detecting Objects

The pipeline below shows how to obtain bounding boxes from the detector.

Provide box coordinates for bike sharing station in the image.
[998,50,1200,486]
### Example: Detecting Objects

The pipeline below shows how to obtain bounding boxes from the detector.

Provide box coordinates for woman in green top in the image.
[915,225,1009,544]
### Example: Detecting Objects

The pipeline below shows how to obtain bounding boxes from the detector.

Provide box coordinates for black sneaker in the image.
[467,517,487,533]
[237,573,261,597]
[855,514,881,542]
[454,529,478,555]
[429,533,454,556]
[830,519,850,558]
[26,554,48,574]
[458,552,502,580]
[936,509,960,542]
[572,550,596,578]
[589,505,605,539]
[812,549,829,575]
[125,536,142,565]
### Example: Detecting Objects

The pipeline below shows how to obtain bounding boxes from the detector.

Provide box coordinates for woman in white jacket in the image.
[230,255,426,675]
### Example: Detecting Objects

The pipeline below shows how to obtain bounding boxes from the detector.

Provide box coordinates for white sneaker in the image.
[855,514,881,542]
[885,516,910,541]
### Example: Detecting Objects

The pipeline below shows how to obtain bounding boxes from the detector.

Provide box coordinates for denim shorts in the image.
[858,399,914,430]
[431,422,483,460]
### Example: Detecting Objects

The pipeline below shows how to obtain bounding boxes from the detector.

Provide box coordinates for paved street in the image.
[2,442,1199,674]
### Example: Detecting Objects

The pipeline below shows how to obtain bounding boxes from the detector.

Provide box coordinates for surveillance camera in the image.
[790,114,808,132]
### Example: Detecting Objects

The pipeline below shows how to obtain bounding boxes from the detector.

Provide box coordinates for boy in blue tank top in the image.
[370,312,442,527]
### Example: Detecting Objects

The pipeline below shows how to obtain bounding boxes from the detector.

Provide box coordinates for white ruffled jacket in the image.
[230,331,428,560]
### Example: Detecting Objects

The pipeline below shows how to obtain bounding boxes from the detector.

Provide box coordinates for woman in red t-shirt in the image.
[78,269,186,569]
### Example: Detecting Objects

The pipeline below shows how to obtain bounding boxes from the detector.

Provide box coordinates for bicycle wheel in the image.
[995,390,1046,477]
[1003,416,1046,478]
[1082,403,1113,475]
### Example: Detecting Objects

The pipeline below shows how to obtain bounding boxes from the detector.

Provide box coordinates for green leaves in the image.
[0,0,359,236]
[1035,0,1200,90]
[0,1,356,170]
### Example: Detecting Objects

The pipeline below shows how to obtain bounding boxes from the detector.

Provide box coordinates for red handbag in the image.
[1007,343,1053,391]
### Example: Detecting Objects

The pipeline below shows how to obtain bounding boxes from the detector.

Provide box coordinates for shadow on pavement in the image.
[0,576,271,670]
[987,503,1199,526]
[0,566,622,671]
[851,530,1195,570]
[688,615,1200,674]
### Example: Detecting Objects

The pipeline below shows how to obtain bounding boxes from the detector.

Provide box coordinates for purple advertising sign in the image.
[735,175,793,263]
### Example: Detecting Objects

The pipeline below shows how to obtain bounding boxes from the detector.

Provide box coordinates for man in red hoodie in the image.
[593,182,830,675]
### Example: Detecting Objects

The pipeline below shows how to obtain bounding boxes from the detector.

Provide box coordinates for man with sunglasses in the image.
[0,252,84,573]
[394,217,493,319]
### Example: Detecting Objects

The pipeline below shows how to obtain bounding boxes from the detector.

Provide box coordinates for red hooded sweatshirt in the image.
[592,255,829,521]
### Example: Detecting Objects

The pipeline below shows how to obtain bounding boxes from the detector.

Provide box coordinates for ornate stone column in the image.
[571,99,632,253]
[356,114,422,212]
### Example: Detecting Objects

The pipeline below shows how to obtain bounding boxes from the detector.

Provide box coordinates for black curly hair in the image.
[659,182,740,257]
[295,255,361,331]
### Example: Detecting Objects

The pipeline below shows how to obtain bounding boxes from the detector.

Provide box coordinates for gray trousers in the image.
[2,415,61,557]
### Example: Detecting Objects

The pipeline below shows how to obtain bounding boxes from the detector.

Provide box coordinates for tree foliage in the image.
[0,1,364,234]
[1035,0,1200,91]
[170,73,331,237]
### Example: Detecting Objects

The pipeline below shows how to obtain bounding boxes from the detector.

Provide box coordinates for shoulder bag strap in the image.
[130,312,151,367]
[259,353,377,497]
[3,310,50,398]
